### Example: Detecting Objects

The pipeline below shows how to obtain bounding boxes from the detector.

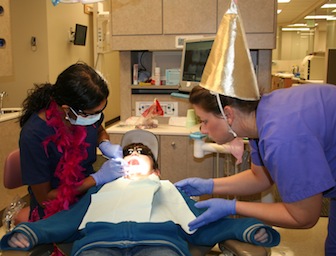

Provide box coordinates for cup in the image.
[186,109,197,128]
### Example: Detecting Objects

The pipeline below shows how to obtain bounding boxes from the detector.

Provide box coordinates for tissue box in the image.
[166,69,180,85]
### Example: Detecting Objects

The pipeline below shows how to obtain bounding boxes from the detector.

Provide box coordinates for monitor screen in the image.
[179,37,215,92]
[74,24,87,46]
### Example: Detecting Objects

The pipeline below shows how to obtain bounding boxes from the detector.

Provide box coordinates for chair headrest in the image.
[121,130,159,161]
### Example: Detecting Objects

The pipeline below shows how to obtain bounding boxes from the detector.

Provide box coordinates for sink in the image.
[1,107,22,114]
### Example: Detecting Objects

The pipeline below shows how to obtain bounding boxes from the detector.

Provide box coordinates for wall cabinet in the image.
[111,0,162,36]
[0,0,13,76]
[108,133,214,183]
[111,0,276,50]
[163,0,217,35]
[271,75,293,91]
[218,0,276,49]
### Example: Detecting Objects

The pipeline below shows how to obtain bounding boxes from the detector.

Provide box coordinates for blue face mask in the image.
[66,107,102,126]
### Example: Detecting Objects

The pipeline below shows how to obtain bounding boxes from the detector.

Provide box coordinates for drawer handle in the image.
[171,142,176,148]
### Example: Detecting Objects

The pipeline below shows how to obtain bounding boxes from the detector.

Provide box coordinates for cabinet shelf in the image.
[130,85,179,95]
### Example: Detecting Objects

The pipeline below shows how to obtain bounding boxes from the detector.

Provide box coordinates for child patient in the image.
[1,130,280,256]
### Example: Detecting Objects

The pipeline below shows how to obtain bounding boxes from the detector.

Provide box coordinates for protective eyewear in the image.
[71,101,107,117]
[123,145,152,157]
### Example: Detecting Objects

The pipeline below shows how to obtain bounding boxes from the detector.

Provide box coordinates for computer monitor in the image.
[74,24,87,46]
[179,37,215,92]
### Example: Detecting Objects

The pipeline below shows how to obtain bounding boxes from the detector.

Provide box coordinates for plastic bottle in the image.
[154,67,160,86]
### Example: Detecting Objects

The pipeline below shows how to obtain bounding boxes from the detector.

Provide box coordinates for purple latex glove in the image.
[91,158,126,186]
[189,198,236,231]
[99,141,123,159]
[174,178,214,196]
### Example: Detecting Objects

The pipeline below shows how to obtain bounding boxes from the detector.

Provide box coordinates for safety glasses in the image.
[123,145,153,157]
[71,101,108,117]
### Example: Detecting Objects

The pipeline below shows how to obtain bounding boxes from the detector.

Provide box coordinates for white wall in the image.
[0,0,92,107]
[46,1,93,80]
[280,32,310,60]
[273,24,327,62]
[0,0,50,108]
[0,0,120,123]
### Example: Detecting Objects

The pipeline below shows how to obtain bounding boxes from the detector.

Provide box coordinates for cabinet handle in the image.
[171,142,176,148]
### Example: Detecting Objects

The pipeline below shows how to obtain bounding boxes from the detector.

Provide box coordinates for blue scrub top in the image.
[250,84,336,203]
[19,112,103,218]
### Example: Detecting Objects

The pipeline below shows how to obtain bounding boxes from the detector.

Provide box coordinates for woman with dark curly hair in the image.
[19,62,124,221]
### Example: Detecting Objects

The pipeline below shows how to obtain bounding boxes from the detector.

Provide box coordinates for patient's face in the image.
[123,144,156,180]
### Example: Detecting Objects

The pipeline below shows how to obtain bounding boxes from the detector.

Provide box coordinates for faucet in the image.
[0,91,8,114]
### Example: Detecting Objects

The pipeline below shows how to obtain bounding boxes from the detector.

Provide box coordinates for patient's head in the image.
[122,143,159,180]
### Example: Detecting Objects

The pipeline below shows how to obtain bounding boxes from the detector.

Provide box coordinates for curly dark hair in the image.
[20,62,109,127]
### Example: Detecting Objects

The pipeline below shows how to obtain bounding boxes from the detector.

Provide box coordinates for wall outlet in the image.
[135,101,178,117]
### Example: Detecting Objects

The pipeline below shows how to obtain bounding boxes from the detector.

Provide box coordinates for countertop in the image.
[291,77,324,84]
[106,122,200,136]
[272,73,294,79]
[0,112,21,123]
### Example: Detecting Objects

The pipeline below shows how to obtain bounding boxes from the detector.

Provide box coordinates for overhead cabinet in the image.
[111,0,276,50]
[111,0,163,35]
[0,0,13,76]
[163,0,217,35]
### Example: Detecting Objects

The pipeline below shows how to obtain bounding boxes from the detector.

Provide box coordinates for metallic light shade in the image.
[200,0,260,101]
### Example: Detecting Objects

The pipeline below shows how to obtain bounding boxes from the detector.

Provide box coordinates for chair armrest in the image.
[188,244,212,256]
[0,244,54,256]
[219,240,271,256]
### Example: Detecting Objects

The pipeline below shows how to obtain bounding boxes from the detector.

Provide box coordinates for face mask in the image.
[66,108,102,126]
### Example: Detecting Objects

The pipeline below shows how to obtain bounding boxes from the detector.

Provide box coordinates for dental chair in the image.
[3,149,30,224]
[1,149,270,256]
[2,149,54,256]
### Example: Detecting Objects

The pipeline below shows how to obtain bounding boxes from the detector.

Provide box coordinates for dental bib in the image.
[79,175,196,234]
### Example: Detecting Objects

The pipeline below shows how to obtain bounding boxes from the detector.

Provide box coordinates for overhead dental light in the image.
[52,0,104,6]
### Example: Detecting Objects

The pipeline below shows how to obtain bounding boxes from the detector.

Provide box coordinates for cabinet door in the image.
[218,0,275,34]
[163,0,217,34]
[160,135,213,183]
[111,0,162,35]
[186,138,214,179]
[160,135,189,182]
[108,133,123,144]
[0,0,13,76]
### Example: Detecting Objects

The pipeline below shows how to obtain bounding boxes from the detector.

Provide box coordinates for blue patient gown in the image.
[1,177,280,256]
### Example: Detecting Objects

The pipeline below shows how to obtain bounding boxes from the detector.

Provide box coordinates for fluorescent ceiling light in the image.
[327,16,336,20]
[282,27,310,31]
[277,9,282,14]
[278,0,291,3]
[305,15,334,19]
[321,4,336,8]
[288,23,307,27]
[287,23,318,27]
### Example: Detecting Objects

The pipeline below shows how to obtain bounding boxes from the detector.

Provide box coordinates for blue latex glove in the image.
[91,158,126,186]
[189,198,236,231]
[99,141,123,159]
[174,178,214,196]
